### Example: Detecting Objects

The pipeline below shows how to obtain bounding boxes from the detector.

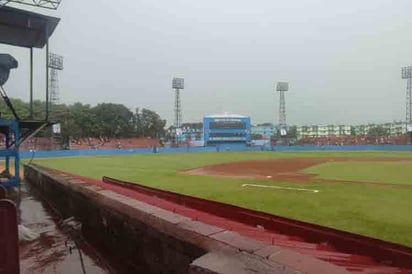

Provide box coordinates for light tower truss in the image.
[401,66,412,143]
[48,53,63,107]
[0,0,62,10]
[172,77,184,129]
[276,82,289,136]
[174,89,182,128]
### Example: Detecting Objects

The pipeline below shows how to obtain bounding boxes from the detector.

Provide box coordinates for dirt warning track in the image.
[183,157,412,188]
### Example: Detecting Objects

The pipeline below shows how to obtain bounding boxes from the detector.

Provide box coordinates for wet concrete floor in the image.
[16,182,117,274]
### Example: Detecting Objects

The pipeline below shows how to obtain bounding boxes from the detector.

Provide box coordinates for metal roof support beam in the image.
[0,0,63,10]
[45,28,49,120]
[30,47,33,118]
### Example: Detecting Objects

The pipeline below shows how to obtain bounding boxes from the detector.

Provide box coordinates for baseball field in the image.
[34,151,412,247]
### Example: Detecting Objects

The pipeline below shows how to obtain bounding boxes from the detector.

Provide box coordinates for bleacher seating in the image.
[69,137,161,150]
[8,137,161,151]
[297,135,408,146]
[1,134,408,152]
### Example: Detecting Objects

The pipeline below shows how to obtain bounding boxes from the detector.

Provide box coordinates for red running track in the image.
[54,169,412,274]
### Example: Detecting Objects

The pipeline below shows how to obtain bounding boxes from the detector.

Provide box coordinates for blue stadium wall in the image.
[19,145,412,159]
[203,116,251,144]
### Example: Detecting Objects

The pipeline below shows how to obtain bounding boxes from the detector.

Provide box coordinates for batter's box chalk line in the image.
[241,184,319,193]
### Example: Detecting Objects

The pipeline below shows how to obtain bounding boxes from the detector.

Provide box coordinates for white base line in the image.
[242,184,319,193]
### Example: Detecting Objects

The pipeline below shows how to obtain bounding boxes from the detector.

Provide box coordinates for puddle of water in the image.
[16,182,116,274]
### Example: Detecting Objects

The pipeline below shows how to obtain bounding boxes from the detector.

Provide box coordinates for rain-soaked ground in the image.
[15,182,117,274]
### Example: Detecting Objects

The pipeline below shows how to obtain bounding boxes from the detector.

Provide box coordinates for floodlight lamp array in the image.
[401,66,412,79]
[48,53,63,70]
[276,82,289,92]
[172,77,184,89]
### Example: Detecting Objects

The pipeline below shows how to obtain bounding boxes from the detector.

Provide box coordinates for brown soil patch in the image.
[183,157,412,188]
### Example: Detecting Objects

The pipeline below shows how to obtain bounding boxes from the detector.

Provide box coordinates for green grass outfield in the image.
[33,151,412,247]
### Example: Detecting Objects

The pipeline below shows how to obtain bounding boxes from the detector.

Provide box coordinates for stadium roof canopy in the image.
[0,5,60,48]
[0,5,61,124]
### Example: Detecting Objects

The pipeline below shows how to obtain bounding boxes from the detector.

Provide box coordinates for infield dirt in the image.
[183,157,412,188]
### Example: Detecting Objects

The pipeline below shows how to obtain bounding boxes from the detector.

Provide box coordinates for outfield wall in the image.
[19,144,412,159]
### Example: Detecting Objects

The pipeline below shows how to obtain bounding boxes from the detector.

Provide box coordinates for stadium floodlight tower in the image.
[276,82,289,137]
[48,53,64,111]
[402,66,412,144]
[172,77,184,127]
[172,77,184,145]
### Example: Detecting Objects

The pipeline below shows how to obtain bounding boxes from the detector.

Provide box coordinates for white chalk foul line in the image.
[242,184,319,193]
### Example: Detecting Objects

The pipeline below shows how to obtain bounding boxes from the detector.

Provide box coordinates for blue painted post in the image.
[5,128,10,176]
[14,121,20,186]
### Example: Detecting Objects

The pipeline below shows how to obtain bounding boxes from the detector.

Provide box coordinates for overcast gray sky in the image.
[1,0,411,125]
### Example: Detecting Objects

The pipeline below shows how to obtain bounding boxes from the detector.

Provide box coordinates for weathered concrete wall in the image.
[24,164,348,274]
[25,165,205,273]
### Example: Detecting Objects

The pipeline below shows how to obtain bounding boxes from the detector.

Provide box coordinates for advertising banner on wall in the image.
[52,123,61,134]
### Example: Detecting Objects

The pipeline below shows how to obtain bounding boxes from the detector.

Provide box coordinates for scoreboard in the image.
[209,121,247,130]
[204,115,251,143]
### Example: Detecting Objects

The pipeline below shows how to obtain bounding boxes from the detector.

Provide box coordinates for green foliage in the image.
[35,151,412,247]
[0,98,166,144]
[91,103,134,138]
[136,108,166,138]
[0,98,30,119]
